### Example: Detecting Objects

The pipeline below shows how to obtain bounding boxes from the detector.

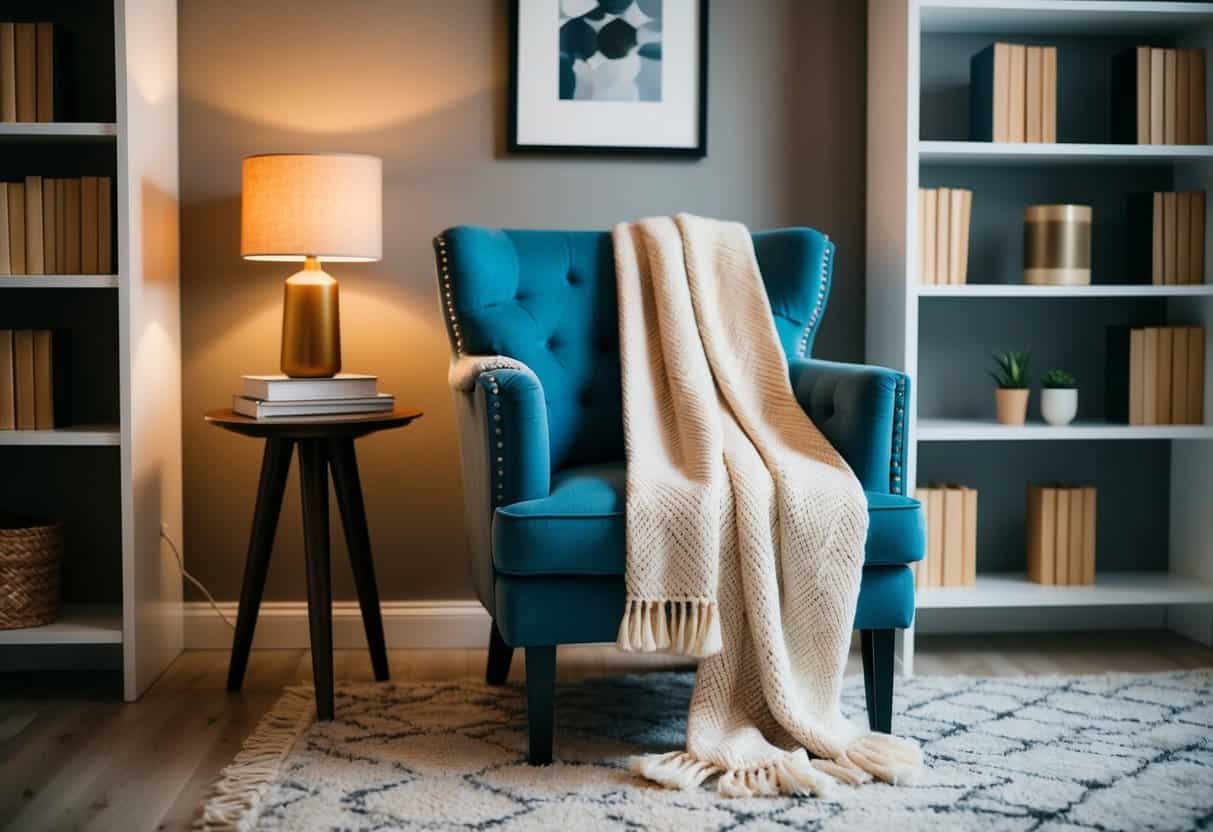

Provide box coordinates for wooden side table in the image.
[205,408,423,720]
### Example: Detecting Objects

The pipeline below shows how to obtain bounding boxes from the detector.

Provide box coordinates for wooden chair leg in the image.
[861,628,895,734]
[486,621,514,685]
[299,439,335,722]
[525,646,556,765]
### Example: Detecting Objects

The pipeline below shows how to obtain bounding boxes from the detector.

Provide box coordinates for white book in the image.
[233,393,394,420]
[241,373,377,401]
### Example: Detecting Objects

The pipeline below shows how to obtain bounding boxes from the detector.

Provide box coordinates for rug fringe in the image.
[616,597,721,658]
[196,685,315,831]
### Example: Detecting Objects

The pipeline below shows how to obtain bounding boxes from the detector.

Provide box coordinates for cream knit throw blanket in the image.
[613,214,921,798]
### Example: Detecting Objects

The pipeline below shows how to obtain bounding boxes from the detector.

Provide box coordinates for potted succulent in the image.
[990,350,1031,425]
[1041,369,1079,426]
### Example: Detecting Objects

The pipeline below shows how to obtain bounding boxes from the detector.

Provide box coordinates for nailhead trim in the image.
[483,374,507,504]
[890,374,907,495]
[798,241,833,358]
[434,234,464,354]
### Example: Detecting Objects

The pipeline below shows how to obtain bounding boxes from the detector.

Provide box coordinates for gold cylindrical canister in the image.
[1024,204,1092,286]
[281,257,341,378]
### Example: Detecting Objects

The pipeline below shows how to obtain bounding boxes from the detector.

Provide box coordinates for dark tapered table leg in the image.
[299,438,335,721]
[227,437,294,692]
[328,437,390,682]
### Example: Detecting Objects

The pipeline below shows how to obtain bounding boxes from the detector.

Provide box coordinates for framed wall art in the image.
[508,0,708,156]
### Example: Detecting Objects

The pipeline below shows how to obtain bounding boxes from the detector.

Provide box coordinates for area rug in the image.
[200,669,1213,831]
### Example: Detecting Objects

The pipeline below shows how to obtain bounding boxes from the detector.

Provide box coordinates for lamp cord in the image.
[160,527,236,630]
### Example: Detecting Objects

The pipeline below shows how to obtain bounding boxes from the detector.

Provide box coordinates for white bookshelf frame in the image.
[0,0,183,701]
[867,0,1213,674]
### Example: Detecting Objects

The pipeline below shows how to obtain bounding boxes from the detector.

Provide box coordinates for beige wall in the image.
[178,0,867,602]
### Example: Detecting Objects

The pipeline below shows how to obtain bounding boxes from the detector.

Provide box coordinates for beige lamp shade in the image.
[241,153,382,262]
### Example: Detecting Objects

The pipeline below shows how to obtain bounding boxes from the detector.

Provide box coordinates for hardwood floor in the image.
[1,631,1210,832]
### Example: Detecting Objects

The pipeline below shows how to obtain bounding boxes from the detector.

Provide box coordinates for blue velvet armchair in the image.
[433,226,924,765]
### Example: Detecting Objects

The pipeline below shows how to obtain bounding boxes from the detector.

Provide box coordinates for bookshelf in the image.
[867,0,1213,673]
[0,0,182,701]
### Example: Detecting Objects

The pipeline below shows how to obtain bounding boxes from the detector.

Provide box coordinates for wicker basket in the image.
[0,514,62,629]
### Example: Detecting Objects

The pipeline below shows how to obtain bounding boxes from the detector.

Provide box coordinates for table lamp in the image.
[241,153,383,378]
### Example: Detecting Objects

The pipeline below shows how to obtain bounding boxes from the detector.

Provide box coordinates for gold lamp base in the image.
[281,256,341,378]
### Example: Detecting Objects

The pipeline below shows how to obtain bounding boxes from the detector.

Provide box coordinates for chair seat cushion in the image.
[492,463,924,577]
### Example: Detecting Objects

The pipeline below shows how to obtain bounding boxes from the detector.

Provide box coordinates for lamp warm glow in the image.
[241,153,383,378]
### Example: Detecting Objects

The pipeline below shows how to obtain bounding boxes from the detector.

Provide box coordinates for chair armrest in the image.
[450,356,551,610]
[788,357,909,495]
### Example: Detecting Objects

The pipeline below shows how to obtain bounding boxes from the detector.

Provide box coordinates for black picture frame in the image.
[507,0,709,158]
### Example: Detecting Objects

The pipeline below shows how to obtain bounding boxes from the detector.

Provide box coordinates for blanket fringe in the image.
[616,597,721,657]
[810,733,923,787]
[631,749,836,798]
[195,685,315,831]
[629,751,721,790]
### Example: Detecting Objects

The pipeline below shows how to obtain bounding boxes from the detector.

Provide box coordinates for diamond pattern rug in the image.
[200,669,1213,830]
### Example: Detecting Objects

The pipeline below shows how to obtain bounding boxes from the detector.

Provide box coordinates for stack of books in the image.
[1112,47,1207,145]
[1026,484,1096,586]
[1,175,113,275]
[0,22,66,123]
[0,329,67,430]
[234,373,394,420]
[917,187,972,284]
[1127,191,1205,285]
[1108,325,1205,426]
[914,484,977,589]
[970,43,1057,142]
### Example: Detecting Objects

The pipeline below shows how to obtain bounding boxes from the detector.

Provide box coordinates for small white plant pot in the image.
[1041,387,1078,426]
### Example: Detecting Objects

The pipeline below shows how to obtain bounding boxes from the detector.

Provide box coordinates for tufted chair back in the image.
[433,226,836,474]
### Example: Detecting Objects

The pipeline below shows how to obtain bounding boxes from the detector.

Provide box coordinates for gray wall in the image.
[178,0,868,602]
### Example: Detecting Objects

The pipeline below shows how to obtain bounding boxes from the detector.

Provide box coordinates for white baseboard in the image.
[184,600,492,650]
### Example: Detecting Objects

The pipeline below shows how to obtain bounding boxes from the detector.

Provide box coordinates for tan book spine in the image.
[1137,46,1152,145]
[1043,46,1057,143]
[962,487,977,586]
[1193,49,1208,145]
[13,23,34,123]
[1164,191,1178,284]
[1026,485,1040,581]
[1178,48,1191,144]
[32,330,52,429]
[1026,46,1043,143]
[0,330,13,429]
[42,177,56,275]
[1130,328,1146,425]
[1143,327,1160,425]
[55,178,65,271]
[1172,323,1189,425]
[936,187,951,284]
[98,177,113,274]
[1189,327,1205,425]
[958,189,972,284]
[922,189,937,284]
[1053,486,1070,585]
[1178,192,1192,282]
[917,189,927,284]
[994,43,1011,142]
[13,329,34,429]
[0,182,8,275]
[1154,190,1164,285]
[927,487,944,588]
[24,176,42,274]
[1067,488,1083,586]
[35,23,52,123]
[8,182,24,275]
[1193,191,1206,284]
[0,23,14,122]
[1157,326,1174,424]
[1166,49,1178,144]
[81,176,99,274]
[1081,487,1096,585]
[1151,48,1166,144]
[1038,486,1057,585]
[948,189,965,284]
[1009,44,1026,142]
[65,178,81,274]
[943,486,964,586]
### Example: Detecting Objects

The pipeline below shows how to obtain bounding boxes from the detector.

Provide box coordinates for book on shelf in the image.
[1027,484,1096,586]
[0,181,7,274]
[12,328,33,429]
[65,177,80,273]
[1156,327,1173,424]
[0,175,113,276]
[13,22,33,123]
[970,42,1052,143]
[970,42,1011,142]
[914,484,976,589]
[935,187,950,283]
[921,188,937,283]
[1188,326,1205,425]
[7,180,23,274]
[1108,325,1206,425]
[0,329,70,430]
[232,393,394,420]
[1128,191,1205,285]
[1026,46,1042,143]
[241,373,379,402]
[41,173,55,274]
[0,329,12,429]
[1114,47,1207,144]
[1008,44,1026,142]
[1042,45,1057,143]
[25,175,42,274]
[1026,485,1056,585]
[0,21,68,123]
[917,187,972,284]
[0,23,13,122]
[81,176,98,274]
